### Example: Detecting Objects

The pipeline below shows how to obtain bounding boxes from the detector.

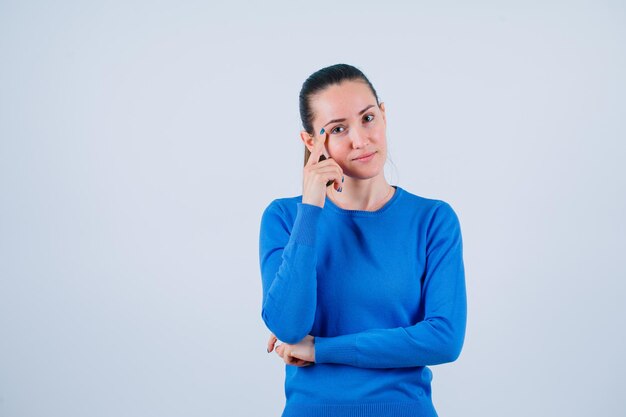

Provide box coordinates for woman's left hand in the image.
[267,333,315,366]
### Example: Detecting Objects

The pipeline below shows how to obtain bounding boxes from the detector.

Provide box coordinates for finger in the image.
[267,334,277,353]
[293,358,309,367]
[283,347,306,366]
[284,353,297,366]
[282,347,295,365]
[305,132,325,167]
[313,166,344,190]
[305,128,328,167]
[312,156,344,187]
[289,356,312,367]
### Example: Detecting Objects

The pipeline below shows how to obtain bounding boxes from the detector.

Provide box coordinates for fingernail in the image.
[338,186,343,192]
[320,128,325,135]
[267,348,270,353]
[341,175,344,183]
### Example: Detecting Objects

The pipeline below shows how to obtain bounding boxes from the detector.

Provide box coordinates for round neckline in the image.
[324,185,403,216]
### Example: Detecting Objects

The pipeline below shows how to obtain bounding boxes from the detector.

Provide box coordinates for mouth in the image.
[352,151,376,161]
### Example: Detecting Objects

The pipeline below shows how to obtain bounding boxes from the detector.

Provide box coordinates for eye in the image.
[329,114,375,135]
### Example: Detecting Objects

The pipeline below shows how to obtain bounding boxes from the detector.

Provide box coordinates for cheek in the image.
[327,143,349,159]
[374,123,386,137]
[339,150,354,164]
[375,128,387,146]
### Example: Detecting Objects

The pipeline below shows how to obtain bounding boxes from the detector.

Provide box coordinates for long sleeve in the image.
[259,201,323,344]
[314,201,467,368]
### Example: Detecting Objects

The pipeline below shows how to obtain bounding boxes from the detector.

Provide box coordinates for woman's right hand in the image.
[267,333,313,367]
[302,130,344,208]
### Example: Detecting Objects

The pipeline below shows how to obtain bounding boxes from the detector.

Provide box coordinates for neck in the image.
[326,175,394,211]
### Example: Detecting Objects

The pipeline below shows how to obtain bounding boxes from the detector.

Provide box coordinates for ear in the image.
[379,102,386,124]
[300,130,315,153]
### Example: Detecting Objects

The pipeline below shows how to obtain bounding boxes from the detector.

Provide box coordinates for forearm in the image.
[260,203,322,344]
[261,242,318,344]
[314,315,466,368]
[315,201,467,368]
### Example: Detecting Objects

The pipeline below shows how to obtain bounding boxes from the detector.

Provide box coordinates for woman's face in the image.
[306,80,387,180]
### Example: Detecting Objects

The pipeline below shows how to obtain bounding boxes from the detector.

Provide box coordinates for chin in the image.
[347,167,384,180]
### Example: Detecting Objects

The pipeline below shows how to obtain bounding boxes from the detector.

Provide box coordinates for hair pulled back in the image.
[299,64,380,166]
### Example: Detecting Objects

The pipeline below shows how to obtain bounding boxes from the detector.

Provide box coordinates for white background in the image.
[1,1,625,416]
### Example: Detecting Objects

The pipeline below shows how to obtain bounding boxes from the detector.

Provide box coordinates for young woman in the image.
[258,63,467,417]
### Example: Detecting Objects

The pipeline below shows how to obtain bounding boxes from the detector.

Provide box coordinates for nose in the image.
[350,125,370,149]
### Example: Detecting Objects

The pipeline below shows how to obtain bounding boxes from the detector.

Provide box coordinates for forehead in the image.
[312,80,375,119]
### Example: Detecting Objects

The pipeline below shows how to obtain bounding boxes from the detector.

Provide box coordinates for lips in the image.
[353,151,376,160]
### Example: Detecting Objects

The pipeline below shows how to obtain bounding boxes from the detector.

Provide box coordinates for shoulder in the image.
[260,194,305,228]
[394,187,464,253]
[261,194,302,216]
[397,186,459,220]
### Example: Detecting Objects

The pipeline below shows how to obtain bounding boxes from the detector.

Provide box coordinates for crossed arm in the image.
[260,200,466,368]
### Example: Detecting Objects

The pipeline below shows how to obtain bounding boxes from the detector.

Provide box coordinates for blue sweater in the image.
[258,185,466,417]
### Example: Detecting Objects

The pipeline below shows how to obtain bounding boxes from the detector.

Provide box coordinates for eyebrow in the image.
[323,104,376,128]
